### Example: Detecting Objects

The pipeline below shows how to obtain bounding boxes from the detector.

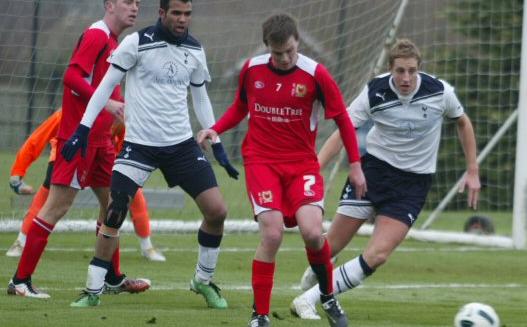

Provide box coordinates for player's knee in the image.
[104,191,130,229]
[262,229,283,249]
[302,232,323,249]
[364,249,389,268]
[204,203,227,227]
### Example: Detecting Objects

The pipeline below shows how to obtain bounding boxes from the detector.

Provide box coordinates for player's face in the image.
[390,57,419,95]
[160,0,192,37]
[111,0,140,29]
[268,36,299,71]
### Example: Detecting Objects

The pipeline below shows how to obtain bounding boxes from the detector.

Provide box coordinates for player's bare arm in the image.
[317,130,343,170]
[456,113,480,209]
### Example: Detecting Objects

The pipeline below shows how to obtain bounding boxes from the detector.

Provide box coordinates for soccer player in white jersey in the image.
[290,38,481,321]
[63,0,237,308]
[198,13,366,327]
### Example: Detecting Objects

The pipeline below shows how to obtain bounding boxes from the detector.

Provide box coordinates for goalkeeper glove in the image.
[211,142,239,180]
[61,124,90,162]
[9,176,34,195]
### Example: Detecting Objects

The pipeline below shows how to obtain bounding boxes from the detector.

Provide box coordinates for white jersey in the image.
[348,72,464,174]
[109,22,211,146]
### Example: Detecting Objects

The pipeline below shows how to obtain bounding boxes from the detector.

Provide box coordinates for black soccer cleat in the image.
[321,295,348,327]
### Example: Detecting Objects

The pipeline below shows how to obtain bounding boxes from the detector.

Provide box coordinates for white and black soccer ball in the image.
[454,302,500,327]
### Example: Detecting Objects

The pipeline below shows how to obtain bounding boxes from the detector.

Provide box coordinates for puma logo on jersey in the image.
[197,156,207,162]
[375,92,386,101]
[144,32,154,41]
[407,213,415,223]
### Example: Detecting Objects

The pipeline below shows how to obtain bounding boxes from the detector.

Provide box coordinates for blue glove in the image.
[211,142,239,180]
[61,124,90,162]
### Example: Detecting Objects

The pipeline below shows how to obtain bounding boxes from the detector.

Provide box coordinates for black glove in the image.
[61,124,90,162]
[211,142,239,180]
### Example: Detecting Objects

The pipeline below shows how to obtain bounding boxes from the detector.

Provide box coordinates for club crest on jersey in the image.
[292,83,307,97]
[421,105,429,118]
[163,61,178,77]
[255,81,265,89]
[123,145,132,159]
[258,191,273,204]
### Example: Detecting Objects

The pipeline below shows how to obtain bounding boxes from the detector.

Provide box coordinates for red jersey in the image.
[214,54,350,164]
[58,20,121,146]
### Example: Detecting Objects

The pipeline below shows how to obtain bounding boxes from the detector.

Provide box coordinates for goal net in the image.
[0,0,522,248]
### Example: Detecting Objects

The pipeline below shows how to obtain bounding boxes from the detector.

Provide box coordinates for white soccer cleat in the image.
[299,266,318,291]
[7,279,50,299]
[290,294,321,320]
[6,239,24,257]
[142,247,166,262]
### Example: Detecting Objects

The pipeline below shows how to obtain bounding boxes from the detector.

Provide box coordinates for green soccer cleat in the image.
[70,291,100,308]
[189,276,228,309]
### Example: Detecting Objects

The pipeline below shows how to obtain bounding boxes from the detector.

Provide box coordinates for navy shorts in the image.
[337,153,432,226]
[113,138,218,198]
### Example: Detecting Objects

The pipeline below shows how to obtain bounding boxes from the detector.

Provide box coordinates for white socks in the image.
[304,256,368,304]
[17,232,27,246]
[139,236,153,250]
[86,264,108,295]
[195,244,220,283]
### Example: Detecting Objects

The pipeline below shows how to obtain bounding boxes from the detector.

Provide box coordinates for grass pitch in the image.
[0,232,525,327]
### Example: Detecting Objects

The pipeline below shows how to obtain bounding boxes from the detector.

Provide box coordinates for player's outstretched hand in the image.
[62,124,90,162]
[9,176,34,195]
[211,142,239,180]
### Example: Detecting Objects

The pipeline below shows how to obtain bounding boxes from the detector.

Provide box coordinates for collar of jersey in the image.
[266,57,298,75]
[388,73,422,101]
[155,19,189,46]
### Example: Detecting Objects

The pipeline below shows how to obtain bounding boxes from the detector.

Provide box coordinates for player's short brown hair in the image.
[262,13,299,46]
[388,38,422,68]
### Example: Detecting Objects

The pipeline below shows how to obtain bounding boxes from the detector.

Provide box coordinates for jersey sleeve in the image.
[442,80,464,119]
[314,64,348,119]
[347,85,371,128]
[190,48,212,85]
[69,28,109,76]
[109,33,139,71]
[10,110,62,176]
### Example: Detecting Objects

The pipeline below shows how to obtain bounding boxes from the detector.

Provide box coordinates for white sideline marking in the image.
[33,283,525,292]
[0,219,515,248]
[0,246,512,253]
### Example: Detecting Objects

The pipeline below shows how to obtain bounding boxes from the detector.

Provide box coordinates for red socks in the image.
[252,260,275,315]
[16,217,54,280]
[306,238,333,295]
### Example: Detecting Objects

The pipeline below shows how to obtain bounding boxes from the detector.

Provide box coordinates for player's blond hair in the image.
[388,38,422,68]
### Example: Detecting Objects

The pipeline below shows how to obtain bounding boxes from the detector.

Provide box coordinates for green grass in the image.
[0,152,523,326]
[0,232,526,326]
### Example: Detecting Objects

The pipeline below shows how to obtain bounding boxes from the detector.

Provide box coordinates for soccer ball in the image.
[454,302,500,327]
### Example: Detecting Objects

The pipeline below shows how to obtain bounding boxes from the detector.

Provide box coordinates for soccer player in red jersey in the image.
[7,0,149,299]
[198,13,366,327]
[6,109,165,262]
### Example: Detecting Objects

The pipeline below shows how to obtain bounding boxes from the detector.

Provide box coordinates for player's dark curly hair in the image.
[262,13,299,46]
[160,0,191,11]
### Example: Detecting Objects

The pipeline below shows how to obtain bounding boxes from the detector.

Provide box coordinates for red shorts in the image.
[244,161,324,227]
[52,139,115,189]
